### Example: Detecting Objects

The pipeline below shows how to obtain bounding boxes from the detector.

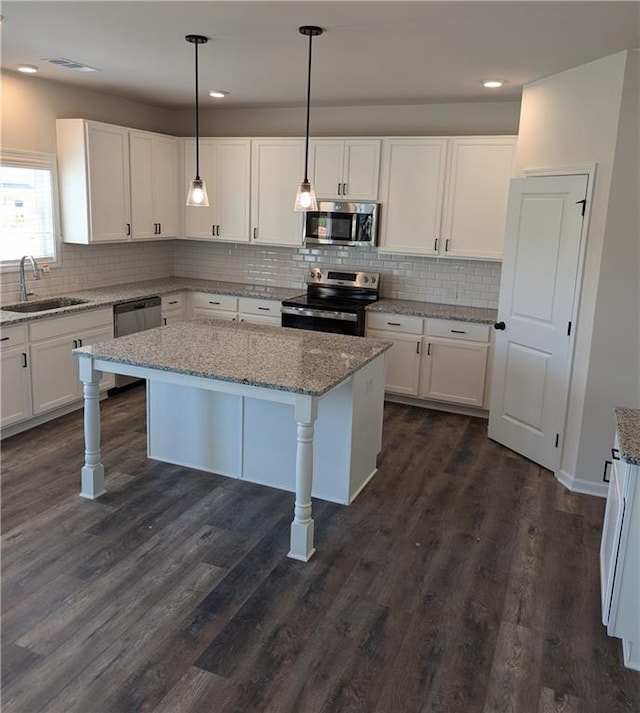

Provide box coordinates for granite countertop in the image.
[366,298,498,325]
[74,319,392,397]
[615,407,640,466]
[0,278,304,327]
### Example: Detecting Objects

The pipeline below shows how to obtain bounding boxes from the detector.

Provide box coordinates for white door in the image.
[488,175,588,470]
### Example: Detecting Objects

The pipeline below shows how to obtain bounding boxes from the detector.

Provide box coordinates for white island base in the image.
[147,355,384,506]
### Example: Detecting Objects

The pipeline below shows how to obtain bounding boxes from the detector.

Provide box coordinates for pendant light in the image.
[185,34,209,207]
[294,25,323,212]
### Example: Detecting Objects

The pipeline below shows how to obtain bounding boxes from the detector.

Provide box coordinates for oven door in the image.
[281,306,362,336]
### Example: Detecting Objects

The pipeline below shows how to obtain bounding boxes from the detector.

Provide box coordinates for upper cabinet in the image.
[57,119,131,243]
[183,138,251,242]
[130,131,179,240]
[309,139,381,201]
[251,139,305,247]
[379,136,517,260]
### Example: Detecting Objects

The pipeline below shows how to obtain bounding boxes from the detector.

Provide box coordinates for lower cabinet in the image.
[189,292,283,326]
[161,294,185,325]
[29,310,115,414]
[367,312,490,407]
[238,297,281,326]
[0,325,31,428]
[600,432,640,671]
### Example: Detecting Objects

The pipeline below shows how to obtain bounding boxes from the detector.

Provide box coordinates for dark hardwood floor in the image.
[1,387,639,712]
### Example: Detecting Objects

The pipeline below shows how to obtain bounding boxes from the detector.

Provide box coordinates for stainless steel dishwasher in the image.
[112,296,162,388]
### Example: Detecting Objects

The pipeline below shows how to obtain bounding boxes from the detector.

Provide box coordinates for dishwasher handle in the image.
[113,296,161,315]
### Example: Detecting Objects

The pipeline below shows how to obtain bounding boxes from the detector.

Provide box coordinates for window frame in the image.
[0,149,62,272]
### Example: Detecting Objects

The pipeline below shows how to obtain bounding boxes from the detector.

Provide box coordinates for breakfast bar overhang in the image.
[75,320,390,561]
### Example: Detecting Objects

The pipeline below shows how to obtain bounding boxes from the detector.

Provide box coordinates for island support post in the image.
[78,355,106,499]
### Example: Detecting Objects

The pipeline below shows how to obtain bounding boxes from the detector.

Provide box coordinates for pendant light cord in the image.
[303,31,313,182]
[194,40,200,180]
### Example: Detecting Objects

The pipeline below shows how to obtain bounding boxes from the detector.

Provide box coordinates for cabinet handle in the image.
[427,342,432,356]
[126,223,131,236]
[434,238,439,252]
[78,338,83,347]
[1,336,10,342]
[208,301,221,305]
[168,300,178,305]
[158,222,161,235]
[342,183,347,195]
[212,225,216,236]
[612,448,621,461]
[163,317,167,325]
[416,341,420,354]
[337,183,341,195]
[450,329,466,334]
[253,227,258,240]
[603,460,612,483]
[21,352,27,368]
[73,339,78,349]
[257,307,270,311]
[216,225,220,237]
[387,321,401,326]
[445,238,450,252]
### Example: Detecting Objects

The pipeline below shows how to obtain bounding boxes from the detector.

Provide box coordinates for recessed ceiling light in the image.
[17,64,39,74]
[209,90,228,99]
[482,79,505,89]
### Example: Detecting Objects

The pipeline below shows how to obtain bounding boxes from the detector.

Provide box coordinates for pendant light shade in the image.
[185,34,209,207]
[294,25,323,212]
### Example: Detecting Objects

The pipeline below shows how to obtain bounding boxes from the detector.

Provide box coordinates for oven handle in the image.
[281,306,358,322]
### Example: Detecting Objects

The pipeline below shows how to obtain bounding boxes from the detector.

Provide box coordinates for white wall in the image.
[516,50,639,491]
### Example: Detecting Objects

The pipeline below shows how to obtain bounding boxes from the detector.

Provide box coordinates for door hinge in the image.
[576,199,587,216]
[567,321,572,336]
[555,433,560,448]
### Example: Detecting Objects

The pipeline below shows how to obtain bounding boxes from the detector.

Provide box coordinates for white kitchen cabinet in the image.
[238,297,281,326]
[309,139,381,200]
[440,137,517,260]
[130,131,179,239]
[1,325,32,427]
[161,294,185,326]
[378,138,449,255]
[184,139,251,242]
[251,139,305,246]
[366,313,423,396]
[601,432,640,671]
[190,293,238,321]
[419,319,490,406]
[379,136,516,260]
[29,309,114,415]
[57,119,132,243]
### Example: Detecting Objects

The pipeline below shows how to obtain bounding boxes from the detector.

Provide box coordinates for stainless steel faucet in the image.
[19,255,41,302]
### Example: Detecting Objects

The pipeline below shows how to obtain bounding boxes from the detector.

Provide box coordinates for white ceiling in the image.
[2,1,639,109]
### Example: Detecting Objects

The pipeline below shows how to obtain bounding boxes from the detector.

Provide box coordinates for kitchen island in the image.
[74,320,390,561]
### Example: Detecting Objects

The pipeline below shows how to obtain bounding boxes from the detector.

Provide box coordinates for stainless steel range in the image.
[281,268,380,336]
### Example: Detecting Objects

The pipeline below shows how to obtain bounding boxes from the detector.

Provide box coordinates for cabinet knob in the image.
[493,321,506,330]
[611,448,621,461]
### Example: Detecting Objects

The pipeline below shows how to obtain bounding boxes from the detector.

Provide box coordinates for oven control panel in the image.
[307,268,379,289]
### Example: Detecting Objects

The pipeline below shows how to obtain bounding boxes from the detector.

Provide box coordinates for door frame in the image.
[518,165,597,491]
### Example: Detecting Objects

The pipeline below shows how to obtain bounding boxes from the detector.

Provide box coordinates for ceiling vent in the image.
[44,58,99,72]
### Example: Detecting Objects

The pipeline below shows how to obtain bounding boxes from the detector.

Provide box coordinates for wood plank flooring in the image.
[2,386,639,712]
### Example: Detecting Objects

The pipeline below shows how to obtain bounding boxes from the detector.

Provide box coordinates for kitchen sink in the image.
[1,297,90,313]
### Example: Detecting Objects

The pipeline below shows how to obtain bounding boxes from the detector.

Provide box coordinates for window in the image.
[1,150,60,265]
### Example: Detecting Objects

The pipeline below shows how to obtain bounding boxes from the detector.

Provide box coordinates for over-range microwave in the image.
[303,201,380,247]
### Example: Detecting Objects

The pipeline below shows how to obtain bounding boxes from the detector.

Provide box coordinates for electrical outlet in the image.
[41,264,50,274]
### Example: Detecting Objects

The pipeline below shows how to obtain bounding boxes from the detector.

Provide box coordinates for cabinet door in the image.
[86,122,131,241]
[153,135,180,238]
[162,308,183,326]
[30,335,78,414]
[130,131,156,239]
[251,139,304,246]
[342,139,381,200]
[379,138,448,254]
[217,139,251,242]
[367,329,421,395]
[77,326,116,392]
[193,308,237,321]
[1,348,31,427]
[239,314,281,327]
[420,338,488,406]
[441,137,516,260]
[184,139,218,239]
[309,140,343,199]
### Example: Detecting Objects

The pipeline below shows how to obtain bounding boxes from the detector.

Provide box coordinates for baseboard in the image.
[384,393,489,419]
[555,469,608,498]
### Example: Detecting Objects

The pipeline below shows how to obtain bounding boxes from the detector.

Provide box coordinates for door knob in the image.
[493,321,506,330]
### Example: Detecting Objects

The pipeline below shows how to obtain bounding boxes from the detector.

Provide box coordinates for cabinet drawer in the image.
[29,308,113,342]
[238,297,281,317]
[161,293,184,310]
[426,319,489,343]
[192,293,238,312]
[367,312,423,335]
[1,324,28,349]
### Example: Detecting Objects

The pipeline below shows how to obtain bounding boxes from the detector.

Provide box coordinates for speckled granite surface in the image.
[74,319,392,397]
[366,298,497,325]
[615,407,640,466]
[0,278,303,326]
